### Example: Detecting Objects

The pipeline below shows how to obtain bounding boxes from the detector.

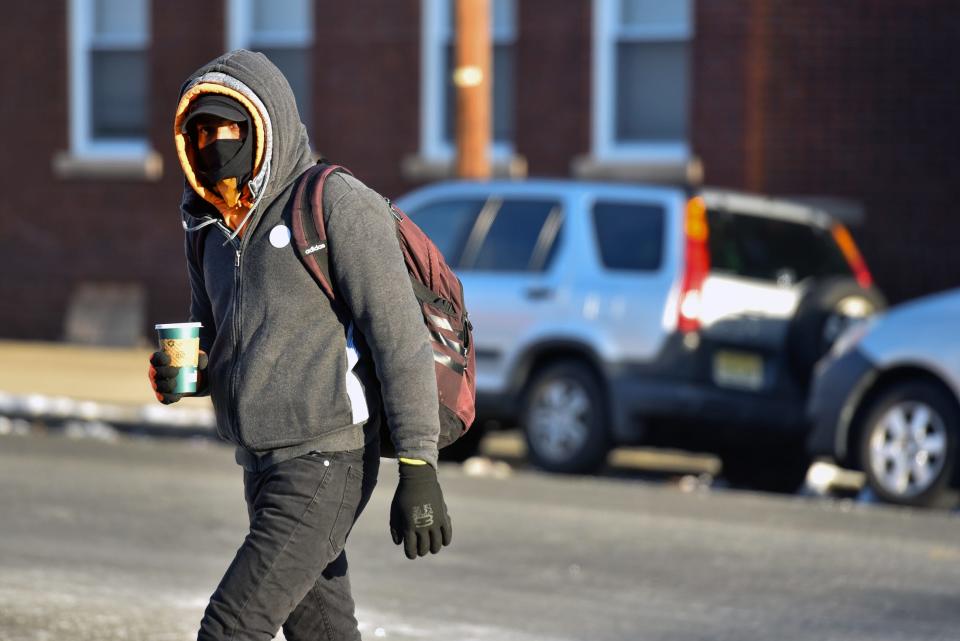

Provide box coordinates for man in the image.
[148,50,452,641]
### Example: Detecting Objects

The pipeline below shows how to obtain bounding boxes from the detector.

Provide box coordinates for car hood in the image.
[859,288,960,372]
[874,288,960,326]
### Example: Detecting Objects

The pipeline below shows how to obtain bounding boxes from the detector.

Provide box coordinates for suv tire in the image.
[521,361,610,474]
[858,381,959,509]
[787,277,886,386]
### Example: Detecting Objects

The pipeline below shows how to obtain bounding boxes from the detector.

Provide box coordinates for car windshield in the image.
[707,210,852,285]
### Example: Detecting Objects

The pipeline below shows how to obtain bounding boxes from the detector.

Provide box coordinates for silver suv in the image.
[396,180,885,491]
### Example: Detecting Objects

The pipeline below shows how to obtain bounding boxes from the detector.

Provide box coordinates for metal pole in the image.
[454,0,491,179]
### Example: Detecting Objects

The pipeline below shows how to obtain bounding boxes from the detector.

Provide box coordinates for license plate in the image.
[713,351,764,390]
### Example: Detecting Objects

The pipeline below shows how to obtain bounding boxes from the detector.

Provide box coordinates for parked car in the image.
[808,289,960,508]
[396,180,885,491]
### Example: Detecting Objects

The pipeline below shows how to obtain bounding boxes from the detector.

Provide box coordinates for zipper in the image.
[230,246,243,446]
[199,162,268,449]
[208,219,246,446]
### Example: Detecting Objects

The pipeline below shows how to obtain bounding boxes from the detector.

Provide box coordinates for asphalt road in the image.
[1,433,959,641]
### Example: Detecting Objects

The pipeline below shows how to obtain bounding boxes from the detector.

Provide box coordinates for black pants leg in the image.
[282,444,380,641]
[196,442,379,641]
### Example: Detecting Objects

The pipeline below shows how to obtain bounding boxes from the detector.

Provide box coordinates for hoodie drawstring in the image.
[181,191,263,247]
[224,207,256,244]
[182,216,221,233]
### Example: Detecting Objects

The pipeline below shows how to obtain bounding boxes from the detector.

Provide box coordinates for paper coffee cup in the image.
[155,322,202,394]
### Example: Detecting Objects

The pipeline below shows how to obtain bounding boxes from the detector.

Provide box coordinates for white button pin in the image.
[269,225,292,248]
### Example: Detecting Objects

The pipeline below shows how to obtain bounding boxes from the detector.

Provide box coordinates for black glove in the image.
[148,350,208,404]
[390,462,452,559]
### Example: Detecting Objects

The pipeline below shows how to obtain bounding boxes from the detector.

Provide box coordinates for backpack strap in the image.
[291,162,353,301]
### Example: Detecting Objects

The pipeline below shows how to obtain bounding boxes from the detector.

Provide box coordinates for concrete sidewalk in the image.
[0,340,214,432]
[0,340,744,481]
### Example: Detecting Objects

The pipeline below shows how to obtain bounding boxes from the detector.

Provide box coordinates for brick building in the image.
[0,0,957,342]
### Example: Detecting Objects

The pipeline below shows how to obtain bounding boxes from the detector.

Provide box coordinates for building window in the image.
[592,0,692,162]
[227,0,313,134]
[421,0,516,161]
[68,0,150,156]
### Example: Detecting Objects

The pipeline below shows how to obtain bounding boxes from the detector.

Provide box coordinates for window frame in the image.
[67,0,151,158]
[419,0,516,163]
[591,0,693,163]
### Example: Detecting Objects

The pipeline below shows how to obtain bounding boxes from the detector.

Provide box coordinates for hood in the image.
[174,49,314,233]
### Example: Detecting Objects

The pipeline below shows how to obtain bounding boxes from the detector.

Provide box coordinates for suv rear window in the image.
[593,202,664,271]
[707,210,851,284]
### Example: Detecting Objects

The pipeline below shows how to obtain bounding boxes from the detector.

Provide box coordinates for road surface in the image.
[1,432,958,641]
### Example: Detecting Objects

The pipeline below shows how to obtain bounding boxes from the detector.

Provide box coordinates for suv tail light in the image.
[679,196,710,333]
[832,224,874,289]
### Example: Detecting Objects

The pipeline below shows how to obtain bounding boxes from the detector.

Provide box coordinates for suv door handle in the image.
[525,287,555,301]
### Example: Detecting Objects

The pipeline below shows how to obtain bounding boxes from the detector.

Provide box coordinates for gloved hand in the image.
[390,461,452,559]
[148,350,208,404]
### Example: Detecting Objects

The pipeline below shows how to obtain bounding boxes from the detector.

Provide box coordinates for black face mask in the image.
[196,132,254,188]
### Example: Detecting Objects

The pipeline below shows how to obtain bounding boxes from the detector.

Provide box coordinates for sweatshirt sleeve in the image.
[184,233,216,396]
[323,174,441,468]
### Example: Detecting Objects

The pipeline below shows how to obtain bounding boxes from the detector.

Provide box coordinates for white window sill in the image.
[401,153,529,182]
[571,154,703,185]
[52,150,164,181]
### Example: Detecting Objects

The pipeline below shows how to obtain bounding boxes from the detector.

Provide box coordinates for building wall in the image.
[1,1,957,341]
[515,0,592,176]
[690,0,753,189]
[693,0,960,302]
[0,2,428,343]
[312,0,421,199]
[0,3,69,340]
[0,2,226,342]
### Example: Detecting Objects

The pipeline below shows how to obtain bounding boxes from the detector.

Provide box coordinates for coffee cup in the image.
[155,322,203,394]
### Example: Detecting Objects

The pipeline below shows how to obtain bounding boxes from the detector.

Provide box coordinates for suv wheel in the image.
[521,361,610,474]
[858,381,959,508]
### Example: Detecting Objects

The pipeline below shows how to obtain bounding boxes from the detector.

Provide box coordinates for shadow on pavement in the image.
[475,429,721,484]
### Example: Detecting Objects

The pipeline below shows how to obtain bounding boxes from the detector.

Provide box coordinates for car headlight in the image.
[830,317,875,358]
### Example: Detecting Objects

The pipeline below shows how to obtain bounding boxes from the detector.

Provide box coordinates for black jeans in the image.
[197,441,380,641]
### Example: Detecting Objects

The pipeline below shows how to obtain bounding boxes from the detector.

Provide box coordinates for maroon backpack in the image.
[290,162,477,452]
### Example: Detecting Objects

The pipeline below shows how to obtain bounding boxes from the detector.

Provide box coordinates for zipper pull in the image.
[235,251,241,267]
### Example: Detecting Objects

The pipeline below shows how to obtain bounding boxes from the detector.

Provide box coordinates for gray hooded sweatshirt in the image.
[176,50,440,470]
